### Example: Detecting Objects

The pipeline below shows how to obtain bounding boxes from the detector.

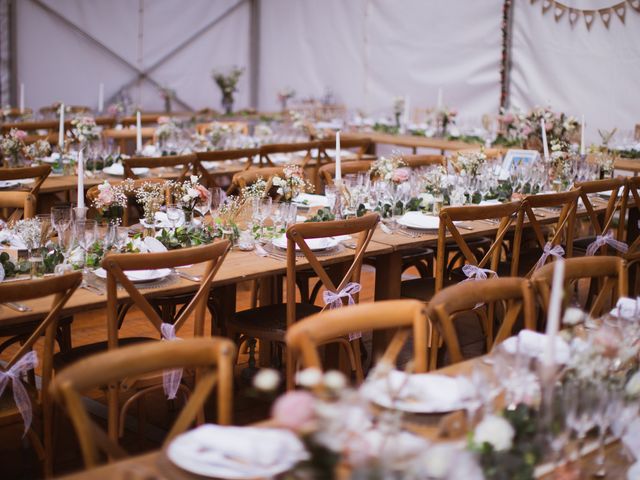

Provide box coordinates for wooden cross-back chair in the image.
[0,164,51,193]
[401,202,524,368]
[86,178,170,226]
[573,177,626,255]
[318,160,373,190]
[427,277,536,366]
[123,153,197,182]
[196,147,260,173]
[400,154,446,169]
[314,137,371,190]
[0,107,33,122]
[519,189,580,276]
[120,114,162,127]
[52,242,230,442]
[532,256,627,320]
[0,190,36,222]
[226,166,285,197]
[49,337,235,470]
[259,141,318,168]
[621,177,640,293]
[227,213,380,389]
[0,272,82,476]
[286,300,429,383]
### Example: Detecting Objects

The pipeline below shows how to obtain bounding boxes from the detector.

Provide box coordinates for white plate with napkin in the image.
[94,267,172,283]
[361,370,474,413]
[397,211,440,230]
[103,162,149,177]
[167,424,308,479]
[0,180,19,189]
[501,330,570,364]
[292,193,329,208]
[272,235,339,251]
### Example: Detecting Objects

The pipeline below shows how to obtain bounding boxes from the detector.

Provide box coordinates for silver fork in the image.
[2,302,32,312]
[173,269,202,282]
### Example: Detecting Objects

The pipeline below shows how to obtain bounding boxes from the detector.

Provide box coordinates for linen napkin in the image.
[0,230,27,249]
[501,330,570,364]
[611,297,640,319]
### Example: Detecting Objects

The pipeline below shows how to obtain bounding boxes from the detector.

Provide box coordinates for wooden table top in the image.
[57,355,630,479]
[615,156,640,174]
[346,131,476,152]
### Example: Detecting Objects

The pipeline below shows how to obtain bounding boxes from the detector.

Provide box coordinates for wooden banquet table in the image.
[345,131,477,154]
[57,355,631,480]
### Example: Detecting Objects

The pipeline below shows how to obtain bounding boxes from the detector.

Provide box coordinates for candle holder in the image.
[73,207,88,221]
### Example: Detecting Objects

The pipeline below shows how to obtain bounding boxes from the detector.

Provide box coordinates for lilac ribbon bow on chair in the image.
[585,231,628,256]
[161,323,183,400]
[323,282,362,340]
[461,264,497,282]
[0,351,38,435]
[534,243,565,271]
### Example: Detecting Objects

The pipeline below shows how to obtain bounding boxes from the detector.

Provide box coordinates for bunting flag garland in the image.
[531,0,638,29]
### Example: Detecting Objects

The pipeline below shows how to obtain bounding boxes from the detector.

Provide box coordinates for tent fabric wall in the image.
[9,0,640,138]
[510,1,640,141]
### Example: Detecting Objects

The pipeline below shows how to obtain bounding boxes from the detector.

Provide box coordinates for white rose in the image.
[296,367,323,388]
[187,187,200,199]
[253,368,280,391]
[562,307,584,326]
[190,175,199,183]
[627,371,640,397]
[473,415,514,452]
[323,370,347,391]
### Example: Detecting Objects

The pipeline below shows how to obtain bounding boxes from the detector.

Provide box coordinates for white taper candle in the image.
[437,87,443,109]
[335,130,342,184]
[19,83,24,113]
[98,83,104,113]
[544,258,565,366]
[77,148,85,209]
[580,115,585,156]
[136,110,142,153]
[58,104,65,151]
[541,118,550,162]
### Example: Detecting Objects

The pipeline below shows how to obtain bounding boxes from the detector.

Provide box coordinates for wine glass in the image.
[325,185,338,211]
[166,204,181,233]
[209,187,223,218]
[51,206,72,249]
[194,191,211,223]
[253,197,272,239]
[74,219,97,278]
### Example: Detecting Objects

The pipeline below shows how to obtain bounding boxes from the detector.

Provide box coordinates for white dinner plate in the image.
[167,425,308,479]
[94,267,171,283]
[292,193,329,208]
[397,211,440,230]
[102,163,150,176]
[0,180,19,189]
[361,371,474,413]
[272,235,339,251]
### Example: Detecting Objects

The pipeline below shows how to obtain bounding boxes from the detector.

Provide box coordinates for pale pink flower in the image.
[271,390,316,432]
[392,167,411,183]
[97,187,114,206]
[195,184,209,199]
[158,116,171,124]
[14,130,27,139]
[502,113,515,123]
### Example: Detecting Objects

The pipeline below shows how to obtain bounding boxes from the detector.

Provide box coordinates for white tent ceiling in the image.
[10,0,640,140]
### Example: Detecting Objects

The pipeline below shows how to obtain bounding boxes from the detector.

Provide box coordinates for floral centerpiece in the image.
[213,195,245,243]
[91,181,128,225]
[277,87,296,112]
[241,177,268,199]
[1,129,27,166]
[135,181,167,227]
[495,107,524,146]
[172,176,209,223]
[369,152,407,182]
[155,116,180,148]
[68,116,100,145]
[24,139,51,161]
[521,107,579,151]
[253,123,273,141]
[107,102,125,119]
[435,106,457,137]
[393,96,405,128]
[211,66,244,115]
[456,149,486,177]
[549,139,574,190]
[206,122,232,148]
[272,164,312,202]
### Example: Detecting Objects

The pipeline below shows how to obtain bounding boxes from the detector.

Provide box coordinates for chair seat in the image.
[228,303,323,342]
[53,337,156,371]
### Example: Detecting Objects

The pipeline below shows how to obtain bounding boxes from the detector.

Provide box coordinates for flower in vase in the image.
[391,167,411,184]
[253,368,280,392]
[472,415,514,452]
[271,390,316,432]
[296,367,323,388]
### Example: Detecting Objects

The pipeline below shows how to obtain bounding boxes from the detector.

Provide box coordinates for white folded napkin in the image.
[292,193,329,207]
[611,297,640,319]
[0,230,26,249]
[130,236,167,254]
[501,330,570,364]
[141,145,158,156]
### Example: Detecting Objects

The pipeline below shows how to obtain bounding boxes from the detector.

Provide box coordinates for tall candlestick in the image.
[98,83,104,113]
[19,83,24,113]
[58,104,65,151]
[437,87,443,109]
[77,148,85,209]
[404,95,410,128]
[544,258,565,366]
[136,110,142,153]
[580,115,585,156]
[335,130,342,184]
[540,118,550,162]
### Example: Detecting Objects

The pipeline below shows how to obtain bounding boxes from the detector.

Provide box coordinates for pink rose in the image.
[98,188,114,206]
[593,327,621,358]
[195,184,209,199]
[107,105,118,116]
[522,126,532,136]
[449,108,458,116]
[503,113,514,123]
[271,390,316,432]
[392,167,411,183]
[14,130,27,139]
[158,116,170,124]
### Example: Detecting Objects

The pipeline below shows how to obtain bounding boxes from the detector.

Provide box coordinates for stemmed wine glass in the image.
[74,219,97,282]
[252,197,272,239]
[166,204,182,233]
[209,187,223,218]
[194,191,210,225]
[51,206,72,249]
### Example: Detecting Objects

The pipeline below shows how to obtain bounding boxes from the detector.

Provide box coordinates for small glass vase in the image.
[29,247,45,278]
[182,208,194,227]
[141,217,157,238]
[221,95,234,115]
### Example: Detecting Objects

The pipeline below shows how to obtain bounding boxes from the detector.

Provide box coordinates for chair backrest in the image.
[574,177,626,252]
[622,176,640,253]
[227,166,285,196]
[0,191,36,221]
[286,299,429,381]
[521,189,580,275]
[319,160,373,188]
[100,241,230,346]
[427,277,536,365]
[0,272,82,411]
[436,201,524,290]
[0,164,51,195]
[531,256,627,319]
[317,137,371,159]
[401,154,446,169]
[259,141,317,167]
[196,148,260,171]
[49,337,235,469]
[123,153,197,181]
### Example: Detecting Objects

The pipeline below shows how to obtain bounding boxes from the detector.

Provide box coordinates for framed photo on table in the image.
[499,149,541,179]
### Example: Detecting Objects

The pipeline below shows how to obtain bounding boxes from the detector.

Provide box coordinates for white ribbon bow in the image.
[0,351,38,435]
[160,323,183,400]
[461,264,497,282]
[323,282,362,340]
[585,231,628,256]
[534,243,565,271]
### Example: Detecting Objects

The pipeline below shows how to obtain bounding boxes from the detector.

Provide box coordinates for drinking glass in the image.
[74,219,97,277]
[166,204,182,233]
[283,204,298,230]
[51,206,72,248]
[253,197,272,238]
[209,187,224,217]
[325,185,338,211]
[194,191,211,222]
